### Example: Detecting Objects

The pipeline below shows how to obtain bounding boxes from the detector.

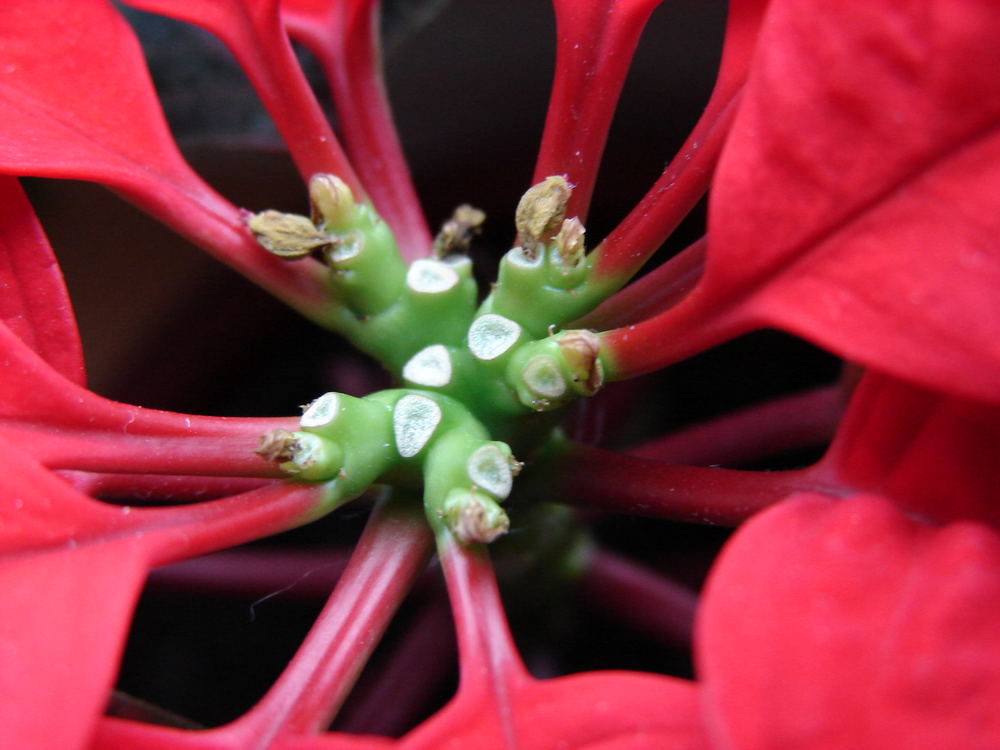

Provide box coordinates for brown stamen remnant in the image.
[445,491,510,544]
[559,330,604,396]
[553,217,586,266]
[247,210,332,259]
[309,174,355,227]
[515,175,572,258]
[433,204,486,258]
[255,428,300,463]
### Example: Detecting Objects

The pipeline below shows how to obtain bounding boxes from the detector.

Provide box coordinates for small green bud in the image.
[309,173,356,229]
[552,217,586,268]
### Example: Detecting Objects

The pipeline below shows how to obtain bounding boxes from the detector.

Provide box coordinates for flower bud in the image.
[309,173,356,228]
[553,217,586,267]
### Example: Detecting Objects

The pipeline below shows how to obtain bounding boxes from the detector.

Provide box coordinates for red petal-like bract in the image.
[0,0,332,321]
[399,671,708,750]
[817,371,1000,527]
[604,0,1000,404]
[0,440,328,750]
[2,540,147,750]
[699,493,1000,750]
[0,177,84,386]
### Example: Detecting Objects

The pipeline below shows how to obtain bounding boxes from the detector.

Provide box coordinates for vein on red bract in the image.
[0,0,332,322]
[282,0,432,261]
[698,493,1000,750]
[602,0,1000,404]
[0,177,85,386]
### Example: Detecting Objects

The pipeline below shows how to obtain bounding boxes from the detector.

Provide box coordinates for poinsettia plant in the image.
[1,0,998,748]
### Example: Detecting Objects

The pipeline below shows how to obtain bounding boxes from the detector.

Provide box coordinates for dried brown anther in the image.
[255,429,299,463]
[247,210,332,259]
[433,204,486,257]
[515,175,572,257]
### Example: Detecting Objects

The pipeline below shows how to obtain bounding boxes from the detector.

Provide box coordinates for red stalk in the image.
[335,596,455,736]
[109,181,336,326]
[599,290,752,380]
[626,383,846,466]
[591,95,738,280]
[533,0,664,222]
[7,422,286,477]
[149,548,350,600]
[222,500,433,744]
[284,0,432,261]
[57,472,277,502]
[582,545,697,648]
[545,442,844,526]
[577,235,707,329]
[438,535,528,749]
[121,0,363,197]
[140,482,336,567]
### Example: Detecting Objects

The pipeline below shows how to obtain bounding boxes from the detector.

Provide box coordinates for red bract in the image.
[600,0,1000,403]
[699,494,1000,750]
[0,177,84,385]
[0,0,331,320]
[0,0,998,748]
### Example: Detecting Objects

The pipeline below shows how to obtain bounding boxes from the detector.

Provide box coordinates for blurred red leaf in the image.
[816,371,1000,526]
[698,493,1000,750]
[604,0,1000,403]
[0,177,84,386]
[1,540,148,750]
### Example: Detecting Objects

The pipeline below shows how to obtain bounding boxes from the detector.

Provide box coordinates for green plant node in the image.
[254,175,629,544]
